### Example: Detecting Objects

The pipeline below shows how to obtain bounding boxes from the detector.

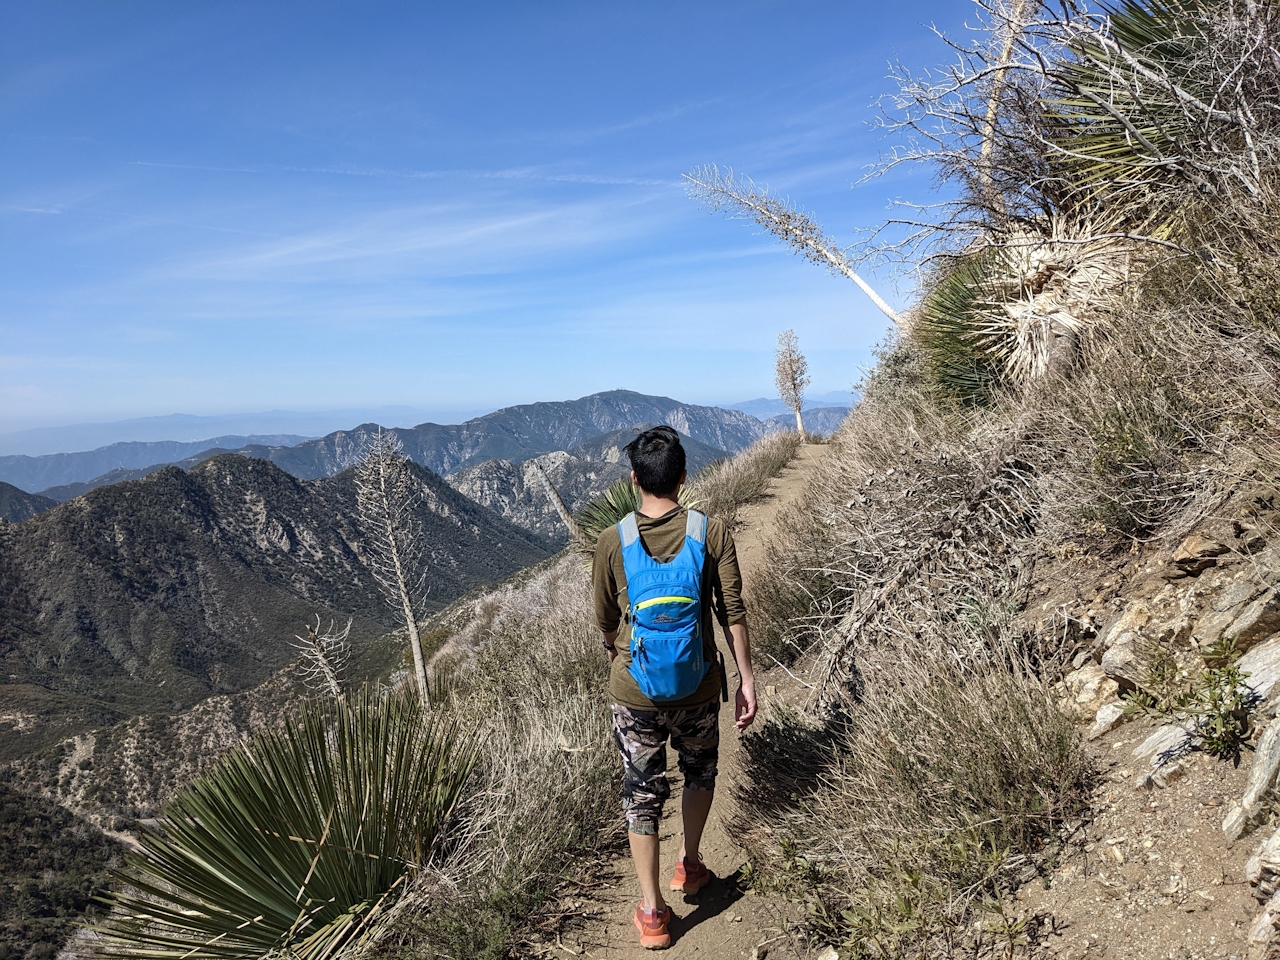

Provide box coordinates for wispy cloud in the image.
[130,160,674,188]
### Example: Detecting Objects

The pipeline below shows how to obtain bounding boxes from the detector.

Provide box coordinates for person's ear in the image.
[679,469,687,486]
[631,470,638,486]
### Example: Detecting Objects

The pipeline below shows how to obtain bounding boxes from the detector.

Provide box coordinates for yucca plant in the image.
[92,688,476,960]
[912,252,1005,405]
[576,480,698,549]
[1043,0,1275,236]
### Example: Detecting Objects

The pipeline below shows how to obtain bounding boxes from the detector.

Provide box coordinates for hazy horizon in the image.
[0,389,857,457]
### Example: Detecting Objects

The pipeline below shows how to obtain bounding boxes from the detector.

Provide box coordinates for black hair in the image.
[625,425,686,496]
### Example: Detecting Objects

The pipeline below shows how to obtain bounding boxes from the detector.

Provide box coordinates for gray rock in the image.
[1240,637,1280,715]
[1217,580,1263,612]
[1101,639,1147,689]
[1228,588,1280,653]
[1088,701,1127,740]
[1248,888,1280,959]
[1225,718,1280,840]
[1134,722,1196,768]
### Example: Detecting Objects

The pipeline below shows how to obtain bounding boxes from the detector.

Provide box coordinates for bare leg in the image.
[629,830,667,911]
[678,788,715,862]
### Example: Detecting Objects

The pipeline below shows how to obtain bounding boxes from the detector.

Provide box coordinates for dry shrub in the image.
[386,556,619,959]
[1033,304,1280,542]
[738,303,1280,954]
[687,429,803,524]
[749,362,1032,668]
[736,650,1089,957]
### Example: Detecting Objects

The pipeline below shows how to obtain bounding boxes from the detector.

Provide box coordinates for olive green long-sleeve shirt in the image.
[592,506,746,710]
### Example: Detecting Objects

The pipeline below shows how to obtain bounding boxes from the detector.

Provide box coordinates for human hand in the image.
[607,645,618,663]
[735,681,756,731]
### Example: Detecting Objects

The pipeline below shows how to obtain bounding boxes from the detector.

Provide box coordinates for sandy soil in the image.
[1016,720,1260,960]
[555,443,831,959]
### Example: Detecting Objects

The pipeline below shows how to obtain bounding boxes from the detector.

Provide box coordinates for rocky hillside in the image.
[446,425,730,540]
[0,453,551,761]
[259,389,765,479]
[0,482,56,522]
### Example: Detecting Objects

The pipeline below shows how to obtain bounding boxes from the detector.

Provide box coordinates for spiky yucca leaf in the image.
[92,688,476,960]
[913,254,1005,405]
[576,480,697,549]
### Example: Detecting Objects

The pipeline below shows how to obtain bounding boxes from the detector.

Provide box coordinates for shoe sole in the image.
[671,872,711,895]
[633,914,671,950]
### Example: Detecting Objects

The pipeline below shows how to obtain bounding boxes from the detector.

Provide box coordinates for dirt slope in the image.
[562,444,830,959]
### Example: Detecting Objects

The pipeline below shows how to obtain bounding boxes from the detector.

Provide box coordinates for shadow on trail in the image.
[668,868,748,942]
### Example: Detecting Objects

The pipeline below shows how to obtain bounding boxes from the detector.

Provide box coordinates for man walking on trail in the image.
[592,425,757,950]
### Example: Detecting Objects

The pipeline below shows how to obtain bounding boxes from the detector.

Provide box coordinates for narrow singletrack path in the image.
[574,443,830,959]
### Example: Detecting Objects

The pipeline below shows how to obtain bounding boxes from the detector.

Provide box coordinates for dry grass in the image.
[687,429,803,525]
[380,556,620,959]
[738,651,1089,957]
[735,290,1280,954]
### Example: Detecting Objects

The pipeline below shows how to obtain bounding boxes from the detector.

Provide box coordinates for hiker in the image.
[592,425,757,950]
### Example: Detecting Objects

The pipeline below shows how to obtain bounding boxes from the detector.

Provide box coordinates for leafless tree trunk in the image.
[774,328,811,440]
[683,166,901,324]
[355,429,431,707]
[291,615,351,699]
[526,458,585,544]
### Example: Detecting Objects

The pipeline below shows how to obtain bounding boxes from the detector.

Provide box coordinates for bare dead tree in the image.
[291,615,351,699]
[774,329,811,438]
[683,165,901,324]
[868,0,1280,267]
[354,429,431,707]
[525,458,586,545]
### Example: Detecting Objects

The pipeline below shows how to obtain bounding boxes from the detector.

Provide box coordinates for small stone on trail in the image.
[814,949,840,960]
[750,948,769,960]
[1089,702,1127,740]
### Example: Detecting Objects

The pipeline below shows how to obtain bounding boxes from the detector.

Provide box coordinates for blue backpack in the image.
[618,509,710,702]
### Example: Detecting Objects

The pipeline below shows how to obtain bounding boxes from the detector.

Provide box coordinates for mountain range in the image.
[0,454,551,760]
[0,435,312,493]
[446,424,732,540]
[4,392,851,504]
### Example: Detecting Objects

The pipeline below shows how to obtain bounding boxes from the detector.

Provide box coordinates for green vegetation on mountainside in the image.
[0,778,117,960]
[0,453,552,760]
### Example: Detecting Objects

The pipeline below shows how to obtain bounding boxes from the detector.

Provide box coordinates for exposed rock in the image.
[1133,722,1196,775]
[1088,701,1127,740]
[1062,663,1121,719]
[1100,639,1147,689]
[1248,888,1280,960]
[1240,637,1280,716]
[1227,588,1280,653]
[1099,602,1152,651]
[1193,578,1262,646]
[1173,533,1229,574]
[1224,718,1280,840]
[1246,826,1280,900]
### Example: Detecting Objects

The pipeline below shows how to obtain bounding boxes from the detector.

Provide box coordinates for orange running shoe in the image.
[633,902,673,950]
[670,856,711,895]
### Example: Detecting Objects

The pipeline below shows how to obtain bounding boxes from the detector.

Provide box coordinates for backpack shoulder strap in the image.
[685,509,707,544]
[618,512,641,548]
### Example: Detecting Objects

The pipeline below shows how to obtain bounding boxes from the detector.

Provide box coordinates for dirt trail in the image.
[570,443,830,960]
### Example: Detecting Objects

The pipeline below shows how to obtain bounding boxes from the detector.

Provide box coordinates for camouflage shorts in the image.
[610,699,720,836]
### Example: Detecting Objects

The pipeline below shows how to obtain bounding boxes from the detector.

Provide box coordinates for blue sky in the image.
[2,1,970,434]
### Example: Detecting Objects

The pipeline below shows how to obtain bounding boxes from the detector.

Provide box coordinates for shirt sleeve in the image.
[592,529,623,633]
[709,519,747,626]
